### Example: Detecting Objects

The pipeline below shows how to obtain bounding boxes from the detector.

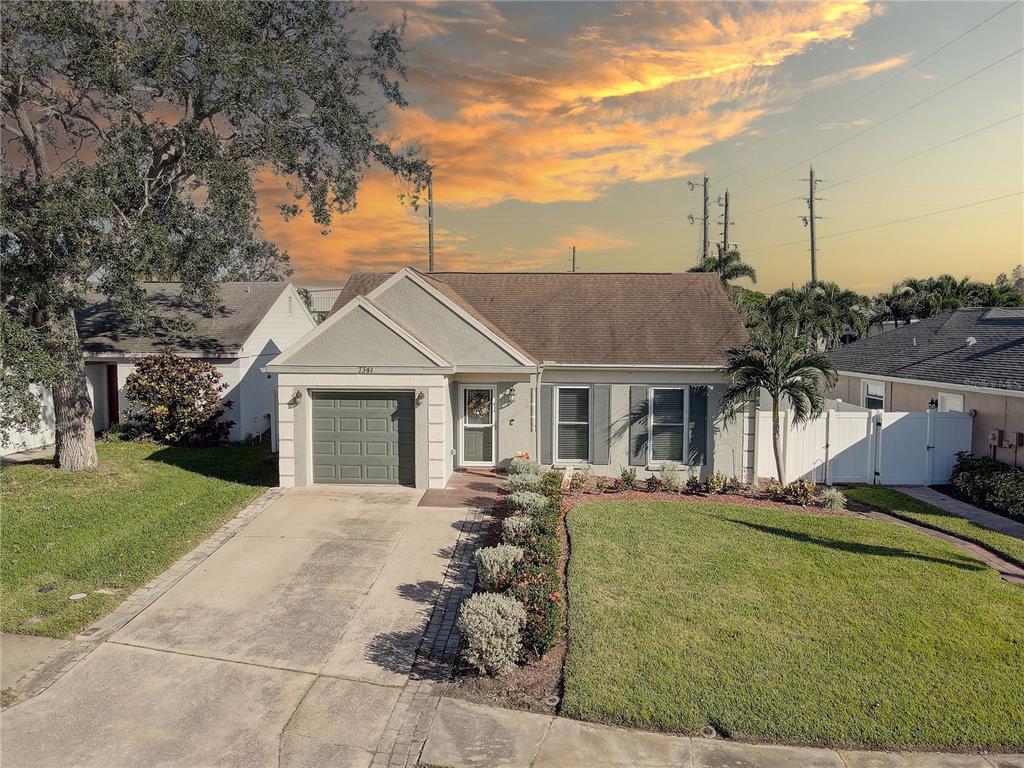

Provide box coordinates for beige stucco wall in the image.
[830,373,1024,466]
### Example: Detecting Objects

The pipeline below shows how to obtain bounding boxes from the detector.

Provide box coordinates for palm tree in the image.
[689,247,757,285]
[812,281,868,348]
[719,329,838,483]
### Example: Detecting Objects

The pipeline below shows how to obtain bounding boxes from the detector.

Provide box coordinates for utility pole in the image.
[718,188,732,264]
[686,172,710,266]
[801,166,823,283]
[571,244,576,273]
[427,175,435,273]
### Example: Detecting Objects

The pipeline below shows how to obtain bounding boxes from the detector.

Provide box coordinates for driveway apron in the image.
[0,486,468,768]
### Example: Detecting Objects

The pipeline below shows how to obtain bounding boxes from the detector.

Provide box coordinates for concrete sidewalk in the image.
[893,486,1024,540]
[420,697,1024,768]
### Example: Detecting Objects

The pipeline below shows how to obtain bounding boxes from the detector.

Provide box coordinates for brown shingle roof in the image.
[332,272,748,366]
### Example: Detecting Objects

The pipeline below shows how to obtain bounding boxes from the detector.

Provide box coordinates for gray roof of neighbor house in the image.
[77,282,290,357]
[332,271,749,366]
[829,307,1024,393]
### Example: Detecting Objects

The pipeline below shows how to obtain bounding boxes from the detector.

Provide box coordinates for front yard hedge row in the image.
[464,468,564,671]
[950,452,1024,522]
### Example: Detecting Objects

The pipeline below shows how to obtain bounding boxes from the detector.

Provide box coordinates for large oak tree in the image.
[2,0,429,469]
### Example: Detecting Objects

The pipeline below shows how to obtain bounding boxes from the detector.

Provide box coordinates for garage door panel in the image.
[310,392,414,485]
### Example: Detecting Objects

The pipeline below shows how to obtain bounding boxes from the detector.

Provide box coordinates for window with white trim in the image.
[645,386,708,466]
[556,387,590,462]
[862,380,885,410]
[938,392,964,412]
[649,388,686,463]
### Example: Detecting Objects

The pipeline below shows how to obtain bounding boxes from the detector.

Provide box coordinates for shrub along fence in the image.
[950,452,1024,522]
[457,459,564,675]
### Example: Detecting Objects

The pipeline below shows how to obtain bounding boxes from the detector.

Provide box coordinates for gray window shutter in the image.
[628,385,648,466]
[540,384,553,465]
[593,385,611,465]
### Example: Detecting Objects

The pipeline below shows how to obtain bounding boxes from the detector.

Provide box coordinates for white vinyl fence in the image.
[755,407,972,486]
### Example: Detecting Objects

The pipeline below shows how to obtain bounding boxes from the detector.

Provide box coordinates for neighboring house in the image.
[265,267,752,488]
[301,286,343,323]
[828,307,1024,466]
[1,282,316,456]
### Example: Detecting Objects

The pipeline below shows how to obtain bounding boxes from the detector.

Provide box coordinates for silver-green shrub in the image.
[457,592,527,676]
[475,544,525,591]
[506,490,547,515]
[659,463,681,491]
[820,488,848,510]
[508,472,542,493]
[508,457,541,475]
[501,515,535,546]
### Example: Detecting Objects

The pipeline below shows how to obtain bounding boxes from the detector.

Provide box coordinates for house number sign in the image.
[357,366,374,374]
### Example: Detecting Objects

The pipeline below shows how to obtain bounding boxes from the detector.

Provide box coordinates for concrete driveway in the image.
[1,486,468,768]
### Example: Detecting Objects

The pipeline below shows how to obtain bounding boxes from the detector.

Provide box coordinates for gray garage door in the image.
[311,392,414,485]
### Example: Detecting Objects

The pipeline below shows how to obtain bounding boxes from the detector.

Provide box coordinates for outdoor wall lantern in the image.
[928,398,938,410]
[506,386,517,404]
[416,391,425,407]
[287,390,303,408]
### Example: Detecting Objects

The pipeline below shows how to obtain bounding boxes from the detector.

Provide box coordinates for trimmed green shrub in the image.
[619,466,637,490]
[507,490,547,515]
[539,469,563,497]
[121,350,232,444]
[475,544,524,591]
[508,457,541,475]
[951,451,1024,521]
[507,472,542,493]
[457,592,526,676]
[501,515,535,546]
[509,560,562,655]
[820,487,848,510]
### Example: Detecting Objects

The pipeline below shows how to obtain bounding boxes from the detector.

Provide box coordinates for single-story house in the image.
[1,282,316,456]
[828,307,1024,466]
[265,267,753,488]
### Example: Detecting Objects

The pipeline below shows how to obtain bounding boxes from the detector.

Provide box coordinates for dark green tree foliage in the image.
[121,350,232,445]
[1,1,430,468]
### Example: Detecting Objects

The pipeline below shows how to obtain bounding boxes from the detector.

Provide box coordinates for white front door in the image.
[459,385,496,467]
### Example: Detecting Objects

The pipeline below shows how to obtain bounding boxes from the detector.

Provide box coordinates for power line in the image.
[735,112,1022,217]
[743,192,1023,253]
[742,46,1023,194]
[819,112,1023,192]
[715,1,1020,185]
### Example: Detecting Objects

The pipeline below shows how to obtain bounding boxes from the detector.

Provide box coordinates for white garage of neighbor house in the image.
[265,267,754,489]
[1,282,316,456]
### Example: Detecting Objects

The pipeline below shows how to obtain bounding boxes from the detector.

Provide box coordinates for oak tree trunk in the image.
[51,309,97,471]
[771,398,785,484]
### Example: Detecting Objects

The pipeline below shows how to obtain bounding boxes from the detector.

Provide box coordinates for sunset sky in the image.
[258,1,1024,293]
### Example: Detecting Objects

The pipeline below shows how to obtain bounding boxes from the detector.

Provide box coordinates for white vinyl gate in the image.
[755,408,972,486]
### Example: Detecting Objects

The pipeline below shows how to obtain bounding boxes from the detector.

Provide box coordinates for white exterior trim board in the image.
[837,370,1024,399]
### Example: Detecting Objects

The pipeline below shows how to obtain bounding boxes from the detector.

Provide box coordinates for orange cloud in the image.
[257,2,882,280]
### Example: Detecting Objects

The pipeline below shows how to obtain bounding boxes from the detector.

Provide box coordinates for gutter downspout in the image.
[534,364,545,462]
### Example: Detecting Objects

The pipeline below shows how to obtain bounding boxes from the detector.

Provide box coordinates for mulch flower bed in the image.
[563,488,861,516]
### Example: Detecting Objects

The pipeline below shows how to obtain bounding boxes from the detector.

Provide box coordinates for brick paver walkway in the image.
[893,486,1024,540]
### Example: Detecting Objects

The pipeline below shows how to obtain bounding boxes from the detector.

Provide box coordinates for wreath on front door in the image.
[467,392,491,419]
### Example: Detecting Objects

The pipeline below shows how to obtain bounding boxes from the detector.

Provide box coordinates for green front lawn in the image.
[563,500,1024,751]
[1,441,274,638]
[845,485,1024,568]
